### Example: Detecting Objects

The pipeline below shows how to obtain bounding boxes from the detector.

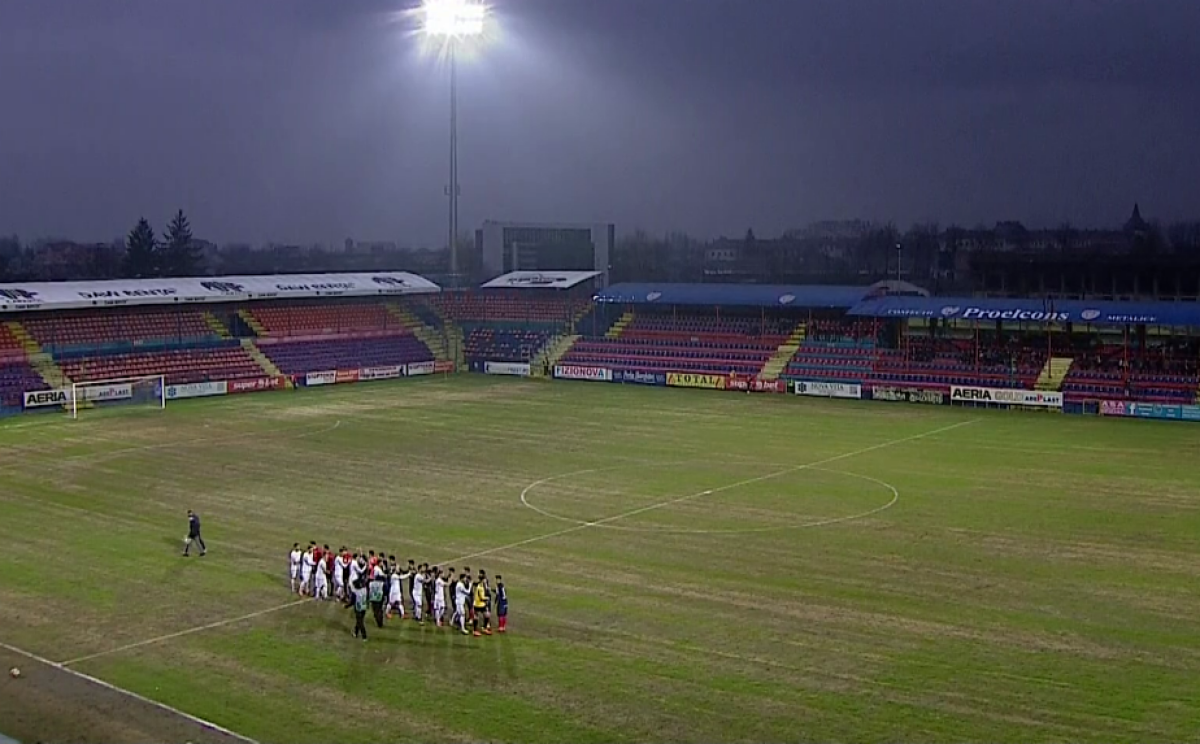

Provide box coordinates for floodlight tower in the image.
[423,0,486,286]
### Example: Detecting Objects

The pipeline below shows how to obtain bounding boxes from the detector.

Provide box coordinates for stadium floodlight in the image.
[422,0,486,39]
[421,0,489,287]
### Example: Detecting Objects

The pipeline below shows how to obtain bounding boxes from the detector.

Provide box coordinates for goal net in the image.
[70,375,166,419]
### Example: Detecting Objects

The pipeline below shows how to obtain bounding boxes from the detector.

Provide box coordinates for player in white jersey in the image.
[387,566,405,620]
[288,543,302,593]
[433,569,448,627]
[332,550,347,600]
[300,545,316,596]
[313,552,329,600]
[348,554,363,597]
[453,573,470,635]
[411,568,427,624]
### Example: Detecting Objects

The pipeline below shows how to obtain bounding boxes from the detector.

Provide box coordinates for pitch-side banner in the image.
[405,361,435,377]
[485,361,530,377]
[361,365,404,381]
[23,388,69,408]
[228,377,283,394]
[795,381,862,399]
[727,374,785,393]
[166,381,228,400]
[950,385,1063,408]
[666,372,726,390]
[554,365,612,382]
[306,370,337,386]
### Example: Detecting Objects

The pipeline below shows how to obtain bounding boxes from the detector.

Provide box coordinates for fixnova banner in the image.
[306,370,337,386]
[361,365,404,380]
[23,388,69,408]
[950,386,1063,408]
[485,361,530,377]
[405,361,435,377]
[795,381,862,399]
[165,381,228,400]
[554,365,612,382]
[666,372,726,390]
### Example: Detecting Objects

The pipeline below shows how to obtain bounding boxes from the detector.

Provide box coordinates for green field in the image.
[2,376,1199,743]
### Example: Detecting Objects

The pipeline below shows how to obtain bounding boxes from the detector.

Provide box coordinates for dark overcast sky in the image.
[1,0,1198,245]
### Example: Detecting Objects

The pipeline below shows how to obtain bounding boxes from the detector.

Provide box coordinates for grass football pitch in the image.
[1,375,1199,743]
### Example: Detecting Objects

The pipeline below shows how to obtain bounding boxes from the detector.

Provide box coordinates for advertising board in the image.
[335,369,360,384]
[484,362,530,377]
[554,365,612,382]
[950,386,1063,408]
[405,361,435,377]
[794,381,861,399]
[228,377,284,394]
[360,365,404,381]
[165,381,228,400]
[869,386,946,405]
[23,388,68,408]
[305,370,337,387]
[613,370,666,386]
[666,372,726,390]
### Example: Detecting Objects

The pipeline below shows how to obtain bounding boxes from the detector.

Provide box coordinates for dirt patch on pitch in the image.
[0,646,248,744]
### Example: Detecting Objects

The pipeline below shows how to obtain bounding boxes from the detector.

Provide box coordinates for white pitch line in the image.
[459,418,978,560]
[0,640,259,744]
[58,598,311,667]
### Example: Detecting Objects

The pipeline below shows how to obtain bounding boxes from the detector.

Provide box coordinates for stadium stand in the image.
[22,309,220,349]
[0,325,47,409]
[463,328,554,364]
[245,302,404,337]
[560,311,790,375]
[258,334,434,376]
[56,341,265,385]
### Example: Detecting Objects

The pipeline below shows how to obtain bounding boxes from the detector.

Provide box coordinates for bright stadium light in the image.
[420,0,489,285]
[422,0,486,39]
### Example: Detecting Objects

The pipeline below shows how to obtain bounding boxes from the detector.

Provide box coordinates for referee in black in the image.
[183,509,206,557]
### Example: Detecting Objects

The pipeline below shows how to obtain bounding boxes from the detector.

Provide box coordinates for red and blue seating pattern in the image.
[428,292,587,324]
[561,313,788,376]
[248,303,404,337]
[0,325,46,409]
[258,334,434,375]
[56,341,265,385]
[784,342,876,383]
[23,309,219,349]
[1063,346,1198,403]
[464,328,553,363]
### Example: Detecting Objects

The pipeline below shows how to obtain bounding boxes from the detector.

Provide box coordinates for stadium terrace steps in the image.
[386,303,452,363]
[5,321,72,388]
[605,311,634,339]
[532,334,580,376]
[1036,356,1074,391]
[203,311,232,339]
[237,309,266,337]
[758,323,807,379]
[242,338,291,387]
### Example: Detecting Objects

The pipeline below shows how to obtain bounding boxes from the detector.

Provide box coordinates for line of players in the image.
[288,542,508,638]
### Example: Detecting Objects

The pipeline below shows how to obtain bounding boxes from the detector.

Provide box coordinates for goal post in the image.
[69,374,167,419]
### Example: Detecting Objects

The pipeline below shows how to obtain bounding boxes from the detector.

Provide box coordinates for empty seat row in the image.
[259,335,434,375]
[249,303,403,337]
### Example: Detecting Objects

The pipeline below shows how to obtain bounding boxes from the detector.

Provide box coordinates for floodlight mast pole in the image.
[448,40,459,287]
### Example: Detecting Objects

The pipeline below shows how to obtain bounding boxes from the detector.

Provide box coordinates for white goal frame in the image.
[70,374,167,420]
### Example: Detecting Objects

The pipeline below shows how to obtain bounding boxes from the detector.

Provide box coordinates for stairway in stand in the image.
[203,311,232,339]
[236,309,267,337]
[241,338,292,388]
[5,321,71,389]
[757,323,806,379]
[530,334,580,377]
[386,303,462,369]
[1035,356,1074,391]
[604,311,634,339]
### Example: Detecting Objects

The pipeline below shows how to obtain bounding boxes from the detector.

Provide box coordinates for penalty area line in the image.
[0,639,260,744]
